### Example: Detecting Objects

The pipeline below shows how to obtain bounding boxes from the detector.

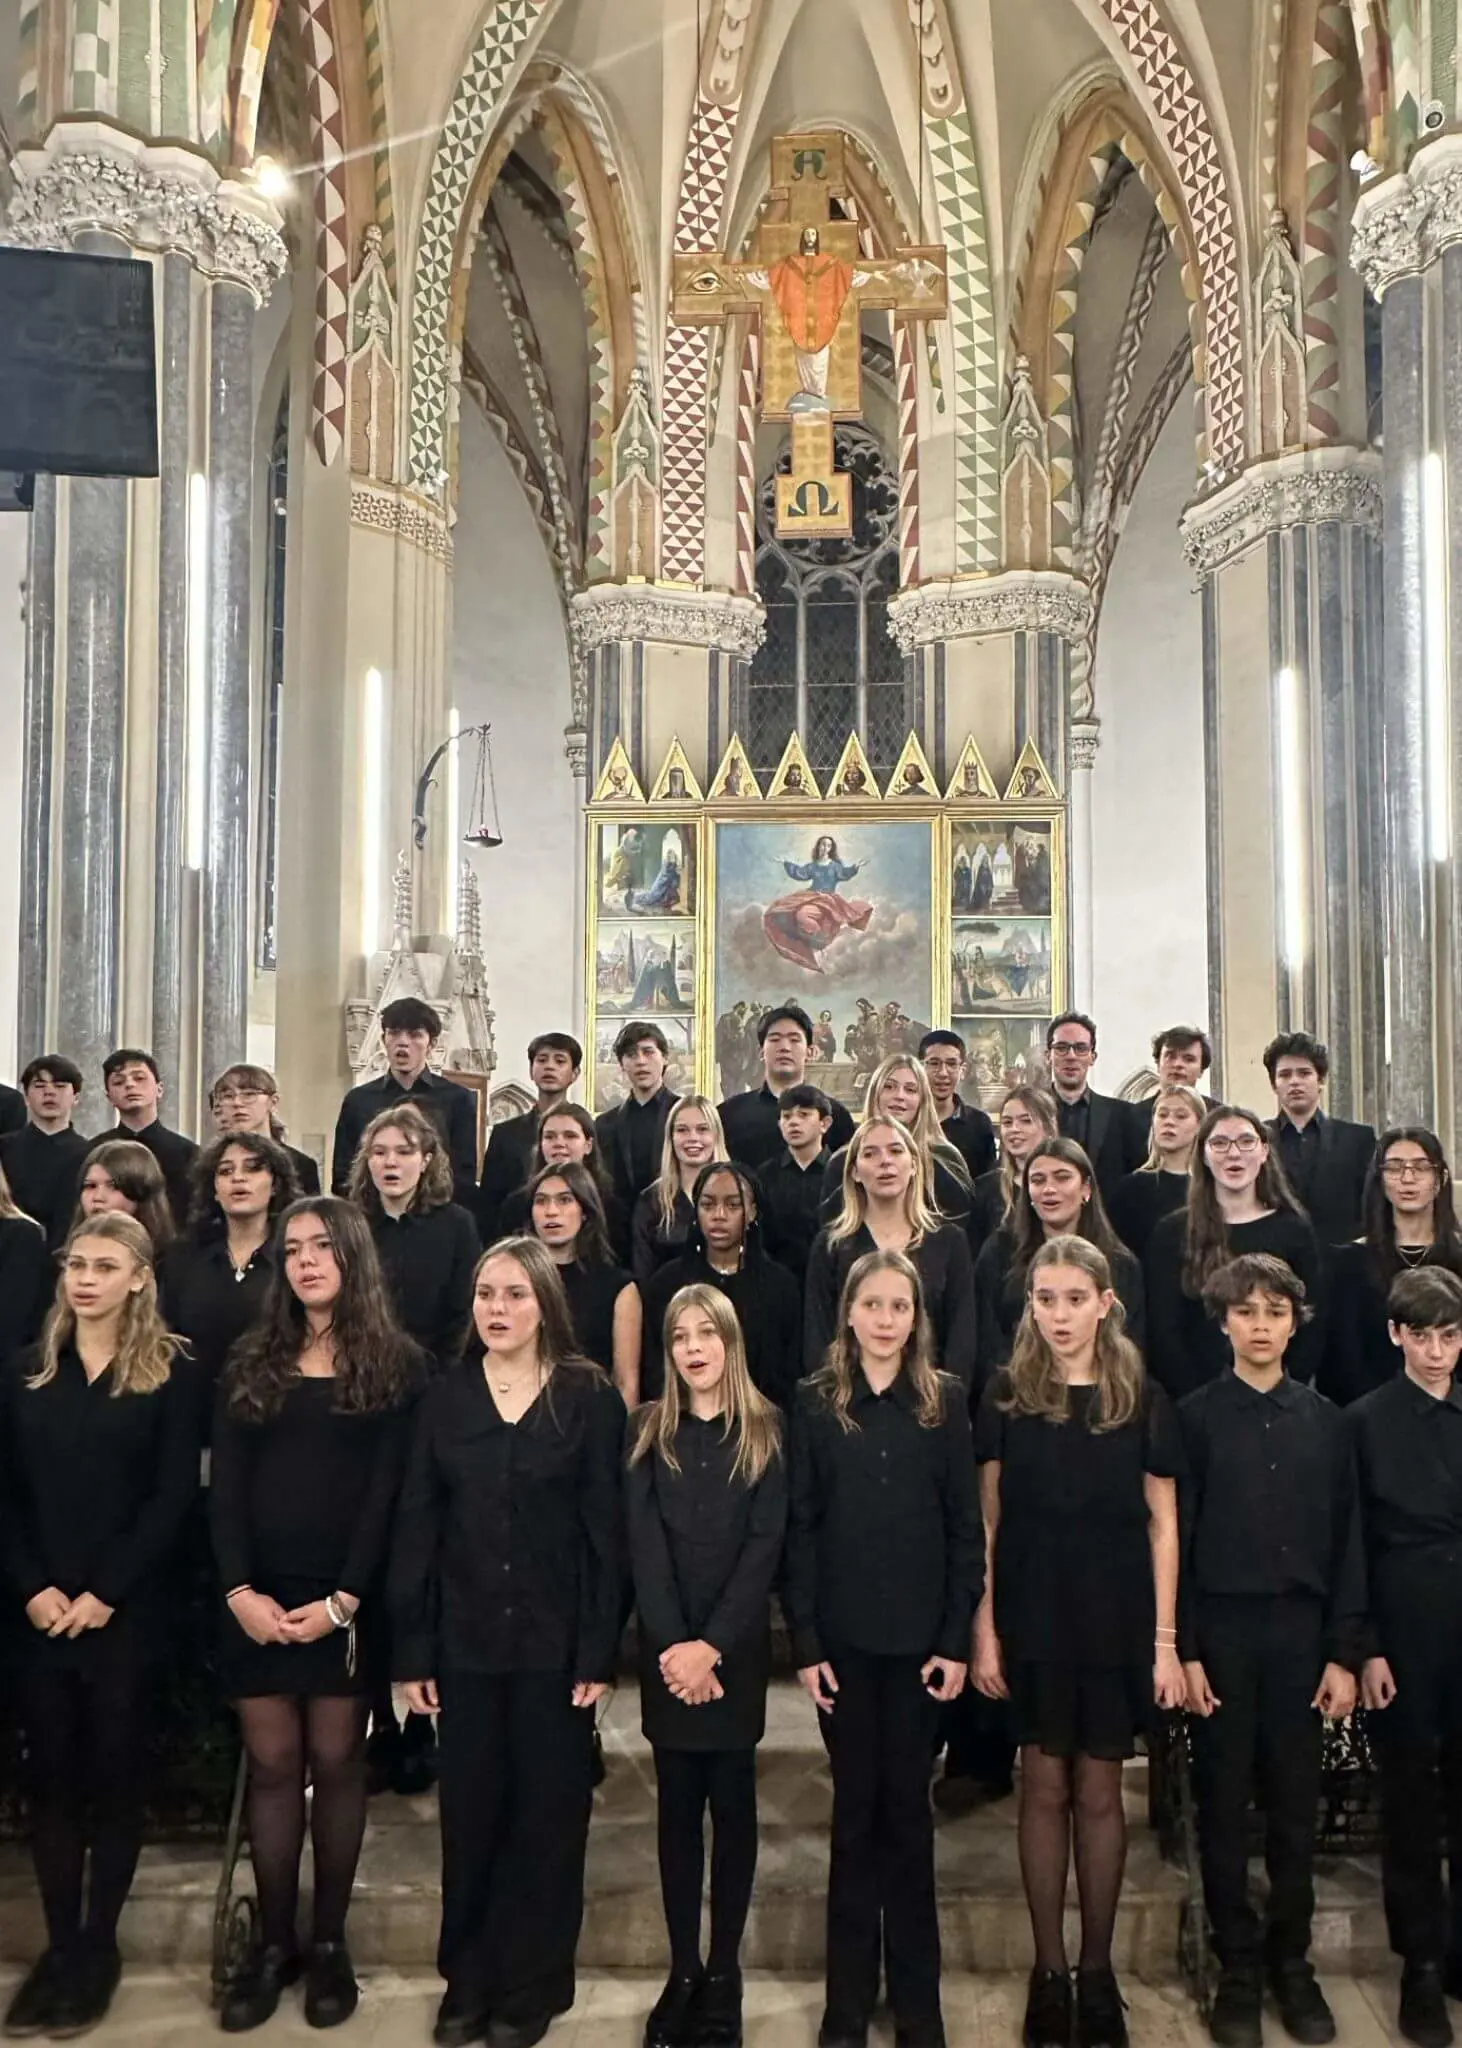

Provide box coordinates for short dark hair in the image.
[779,1083,832,1120]
[21,1055,83,1093]
[1046,1012,1098,1053]
[102,1048,160,1084]
[613,1019,669,1062]
[1388,1266,1462,1331]
[380,998,443,1039]
[1263,1031,1329,1083]
[1202,1252,1313,1325]
[1152,1025,1213,1071]
[919,1030,966,1058]
[757,1003,814,1047]
[528,1031,584,1070]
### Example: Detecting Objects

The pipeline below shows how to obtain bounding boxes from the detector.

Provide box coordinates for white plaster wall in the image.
[1089,394,1208,1089]
[0,513,26,1083]
[452,403,578,1094]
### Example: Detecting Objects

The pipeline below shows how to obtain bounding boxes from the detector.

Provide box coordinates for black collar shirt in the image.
[621,1090,672,1200]
[1275,1110,1324,1196]
[370,1202,480,1370]
[160,1234,277,1387]
[1177,1368,1366,1666]
[940,1100,998,1181]
[784,1368,983,1668]
[718,1085,856,1172]
[1056,1089,1092,1153]
[332,1069,478,1208]
[1349,1374,1462,1626]
[0,1124,90,1247]
[759,1146,832,1279]
[804,1221,978,1388]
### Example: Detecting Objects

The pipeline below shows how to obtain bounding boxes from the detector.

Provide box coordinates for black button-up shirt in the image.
[759,1147,832,1281]
[1275,1114,1322,1197]
[1056,1091,1091,1153]
[331,1069,479,1209]
[0,1124,90,1247]
[785,1368,983,1667]
[369,1202,479,1371]
[1177,1368,1366,1665]
[160,1233,277,1389]
[1349,1373,1462,1634]
[718,1085,856,1173]
[941,1101,998,1181]
[804,1222,978,1387]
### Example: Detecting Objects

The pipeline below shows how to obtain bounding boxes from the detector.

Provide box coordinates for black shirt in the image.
[81,1120,199,1232]
[967,1169,1010,1260]
[0,1217,55,1370]
[1176,1369,1366,1666]
[331,1069,479,1210]
[388,1360,627,1683]
[717,1085,855,1173]
[281,1143,322,1198]
[759,1147,832,1281]
[631,1187,695,1285]
[804,1222,978,1387]
[475,1108,540,1246]
[159,1233,276,1388]
[940,1101,998,1181]
[369,1202,479,1370]
[596,1088,679,1211]
[1054,1090,1143,1201]
[785,1369,983,1666]
[974,1230,1146,1385]
[1143,1207,1325,1400]
[1267,1110,1377,1247]
[0,1125,90,1247]
[821,1144,972,1233]
[1106,1170,1190,1262]
[643,1247,803,1408]
[1349,1373,1462,1630]
[558,1258,637,1379]
[0,1083,23,1136]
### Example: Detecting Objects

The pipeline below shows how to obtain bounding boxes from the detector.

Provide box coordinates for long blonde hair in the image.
[629,1284,781,1486]
[829,1117,943,1248]
[0,1157,34,1226]
[1138,1084,1207,1175]
[811,1247,945,1431]
[863,1055,971,1195]
[30,1212,176,1397]
[654,1095,728,1230]
[1001,1234,1143,1431]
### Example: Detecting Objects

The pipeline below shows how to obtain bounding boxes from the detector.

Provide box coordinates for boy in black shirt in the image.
[1351,1267,1462,2048]
[1179,1255,1363,2048]
[757,1084,833,1284]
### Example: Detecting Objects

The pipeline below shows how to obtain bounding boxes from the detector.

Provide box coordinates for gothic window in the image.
[746,425,906,783]
[256,393,289,972]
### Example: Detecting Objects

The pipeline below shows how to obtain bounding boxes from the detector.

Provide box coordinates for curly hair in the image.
[186,1131,301,1237]
[348,1102,455,1217]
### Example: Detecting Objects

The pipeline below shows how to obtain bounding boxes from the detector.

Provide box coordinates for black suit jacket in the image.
[595,1088,679,1212]
[331,1069,480,1211]
[1265,1111,1377,1247]
[1056,1089,1144,1203]
[475,1107,541,1245]
[940,1100,997,1181]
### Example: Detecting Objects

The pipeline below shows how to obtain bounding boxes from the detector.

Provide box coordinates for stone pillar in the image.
[150,252,194,1102]
[1068,722,1099,1010]
[18,476,57,1066]
[1180,450,1384,1117]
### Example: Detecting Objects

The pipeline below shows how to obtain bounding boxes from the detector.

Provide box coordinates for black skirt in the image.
[219,1574,377,1700]
[637,1626,772,1752]
[1005,1657,1154,1762]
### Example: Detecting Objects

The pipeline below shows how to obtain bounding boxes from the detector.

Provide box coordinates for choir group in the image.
[1,996,1461,2048]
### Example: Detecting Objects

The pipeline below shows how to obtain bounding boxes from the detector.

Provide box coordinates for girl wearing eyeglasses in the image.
[1142,1107,1322,1400]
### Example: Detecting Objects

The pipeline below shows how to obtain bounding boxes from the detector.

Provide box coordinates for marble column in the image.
[18,475,57,1066]
[1068,722,1099,1010]
[150,251,193,1103]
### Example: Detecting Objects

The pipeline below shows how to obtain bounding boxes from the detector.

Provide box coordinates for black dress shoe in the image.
[304,1943,358,2029]
[1267,1961,1334,2045]
[817,2020,869,2048]
[1,1949,69,2038]
[1402,1964,1456,2048]
[1076,1967,1127,2048]
[1209,1966,1263,2048]
[219,1944,302,2033]
[487,2019,554,2048]
[697,1970,743,2047]
[47,1943,121,2041]
[1022,1968,1073,2048]
[643,1970,702,2048]
[434,1991,491,2048]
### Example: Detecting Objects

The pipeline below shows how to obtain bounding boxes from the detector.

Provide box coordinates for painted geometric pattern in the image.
[17,0,40,132]
[298,0,350,465]
[230,0,281,163]
[662,95,739,585]
[895,321,921,585]
[408,0,548,493]
[1101,0,1246,470]
[537,102,615,581]
[359,0,395,283]
[1303,0,1349,443]
[735,327,760,596]
[481,205,580,591]
[70,0,119,114]
[196,0,235,158]
[1389,0,1420,148]
[927,109,1000,571]
[1434,0,1458,122]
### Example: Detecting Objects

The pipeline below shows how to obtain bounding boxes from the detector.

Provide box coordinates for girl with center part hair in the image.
[974,1236,1185,2048]
[627,1284,787,2048]
[389,1237,626,2048]
[499,1103,630,1264]
[159,1132,301,1393]
[1107,1084,1207,1262]
[968,1086,1059,1259]
[74,1139,176,1254]
[787,1248,983,2048]
[821,1054,973,1232]
[526,1158,642,1406]
[804,1117,978,1387]
[349,1102,480,1374]
[632,1095,729,1285]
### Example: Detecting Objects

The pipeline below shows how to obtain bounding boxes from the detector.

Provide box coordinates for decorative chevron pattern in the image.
[1101,0,1246,470]
[895,322,920,585]
[927,108,1000,571]
[536,98,616,581]
[296,0,349,465]
[69,0,119,114]
[1389,0,1421,149]
[734,327,759,595]
[407,0,548,493]
[16,0,40,133]
[1433,0,1459,116]
[359,0,395,284]
[230,0,281,162]
[481,204,580,594]
[196,0,235,158]
[1303,0,1349,443]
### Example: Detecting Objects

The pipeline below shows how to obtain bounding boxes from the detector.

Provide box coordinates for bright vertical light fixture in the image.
[1424,451,1451,862]
[1277,664,1308,974]
[362,667,384,955]
[446,705,461,936]
[185,472,209,870]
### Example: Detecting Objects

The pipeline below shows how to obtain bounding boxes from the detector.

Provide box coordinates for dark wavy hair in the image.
[1361,1126,1462,1290]
[75,1140,176,1251]
[525,1160,613,1266]
[348,1102,455,1217]
[1182,1105,1305,1297]
[187,1131,301,1238]
[223,1196,419,1420]
[1006,1136,1124,1295]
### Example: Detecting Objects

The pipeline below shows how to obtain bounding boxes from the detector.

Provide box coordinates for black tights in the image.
[21,1661,151,1952]
[653,1747,759,1978]
[237,1695,369,1952]
[1018,1746,1127,1973]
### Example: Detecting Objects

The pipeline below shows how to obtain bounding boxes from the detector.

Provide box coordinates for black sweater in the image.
[1106,1170,1190,1262]
[369,1202,479,1370]
[973,1230,1146,1384]
[1144,1207,1324,1400]
[642,1246,803,1407]
[0,1217,56,1369]
[804,1221,978,1386]
[1319,1241,1462,1406]
[0,1125,89,1247]
[389,1360,627,1683]
[159,1234,276,1388]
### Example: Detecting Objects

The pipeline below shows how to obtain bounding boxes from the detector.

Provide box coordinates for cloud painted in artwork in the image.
[720,898,927,1000]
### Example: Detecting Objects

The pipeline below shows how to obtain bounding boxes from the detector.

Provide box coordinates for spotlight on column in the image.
[250,156,293,204]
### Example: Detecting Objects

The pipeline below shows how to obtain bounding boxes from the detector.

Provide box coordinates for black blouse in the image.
[973,1230,1146,1385]
[967,1170,1011,1260]
[389,1359,627,1684]
[558,1258,637,1379]
[1106,1171,1190,1262]
[1143,1208,1325,1400]
[0,1124,90,1248]
[642,1247,803,1407]
[1320,1241,1462,1406]
[370,1202,479,1370]
[159,1234,275,1388]
[631,1188,696,1286]
[626,1416,787,1655]
[1350,1374,1462,1633]
[0,1217,56,1370]
[804,1222,978,1388]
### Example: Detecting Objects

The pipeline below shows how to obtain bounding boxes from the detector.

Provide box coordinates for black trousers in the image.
[942,1688,1015,1787]
[823,1647,942,2037]
[1190,1594,1325,1971]
[435,1670,596,2025]
[1374,1591,1462,1966]
[19,1655,152,1951]
[652,1746,759,1977]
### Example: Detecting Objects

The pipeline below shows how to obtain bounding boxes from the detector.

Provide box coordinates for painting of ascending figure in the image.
[762,833,873,973]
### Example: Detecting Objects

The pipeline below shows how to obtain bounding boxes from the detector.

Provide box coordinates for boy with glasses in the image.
[211,1064,321,1195]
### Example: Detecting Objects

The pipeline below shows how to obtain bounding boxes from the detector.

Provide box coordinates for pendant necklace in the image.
[1396,1242,1431,1268]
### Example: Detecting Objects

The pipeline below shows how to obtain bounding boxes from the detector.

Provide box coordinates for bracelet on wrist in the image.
[225,1585,252,1605]
[325,1594,351,1631]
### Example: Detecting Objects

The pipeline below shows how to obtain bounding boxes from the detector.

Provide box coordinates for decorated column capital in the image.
[1069,721,1101,773]
[569,583,766,661]
[1351,132,1462,299]
[2,122,288,302]
[885,572,1093,654]
[1179,446,1382,579]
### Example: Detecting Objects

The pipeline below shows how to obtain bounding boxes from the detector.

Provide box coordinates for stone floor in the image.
[0,1966,1421,2046]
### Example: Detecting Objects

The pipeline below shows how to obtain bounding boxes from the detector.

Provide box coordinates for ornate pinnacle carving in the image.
[391,851,413,948]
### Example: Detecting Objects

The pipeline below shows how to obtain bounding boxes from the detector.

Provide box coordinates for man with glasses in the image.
[1263,1032,1376,1246]
[211,1064,322,1195]
[1043,1012,1144,1202]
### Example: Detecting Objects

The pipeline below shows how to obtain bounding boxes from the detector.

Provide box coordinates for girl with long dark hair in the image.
[160,1133,301,1390]
[526,1159,642,1404]
[211,1197,421,2032]
[390,1238,626,2048]
[73,1139,176,1252]
[349,1102,480,1372]
[628,1285,786,2048]
[1323,1127,1462,1404]
[500,1104,630,1262]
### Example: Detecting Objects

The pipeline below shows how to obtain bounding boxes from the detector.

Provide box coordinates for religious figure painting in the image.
[594,1017,694,1113]
[959,1018,1053,1114]
[595,920,695,1017]
[713,820,934,1103]
[952,918,1053,1015]
[598,823,695,918]
[950,819,1053,918]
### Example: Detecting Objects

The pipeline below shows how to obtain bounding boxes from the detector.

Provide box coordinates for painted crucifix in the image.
[672,130,947,539]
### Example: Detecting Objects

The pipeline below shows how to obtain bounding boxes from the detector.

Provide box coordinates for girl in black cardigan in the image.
[390,1236,626,2048]
[349,1101,480,1372]
[627,1282,787,2048]
[0,1213,200,2039]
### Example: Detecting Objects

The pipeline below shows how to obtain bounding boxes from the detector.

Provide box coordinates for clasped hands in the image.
[661,1639,722,1705]
[25,1587,113,1638]
[227,1586,359,1647]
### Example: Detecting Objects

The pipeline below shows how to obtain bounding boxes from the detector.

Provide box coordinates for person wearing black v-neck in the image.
[158,1133,302,1401]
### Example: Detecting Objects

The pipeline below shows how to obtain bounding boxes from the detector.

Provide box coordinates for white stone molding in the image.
[1351,132,1462,299]
[2,123,287,301]
[564,726,589,777]
[886,572,1092,653]
[349,482,454,566]
[569,584,765,659]
[1180,446,1381,578]
[1068,721,1101,772]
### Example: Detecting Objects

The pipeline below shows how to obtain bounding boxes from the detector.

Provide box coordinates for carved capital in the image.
[1180,447,1381,577]
[349,482,454,565]
[1351,133,1462,297]
[570,584,766,659]
[1068,722,1101,773]
[564,725,589,779]
[886,572,1093,653]
[2,124,287,301]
